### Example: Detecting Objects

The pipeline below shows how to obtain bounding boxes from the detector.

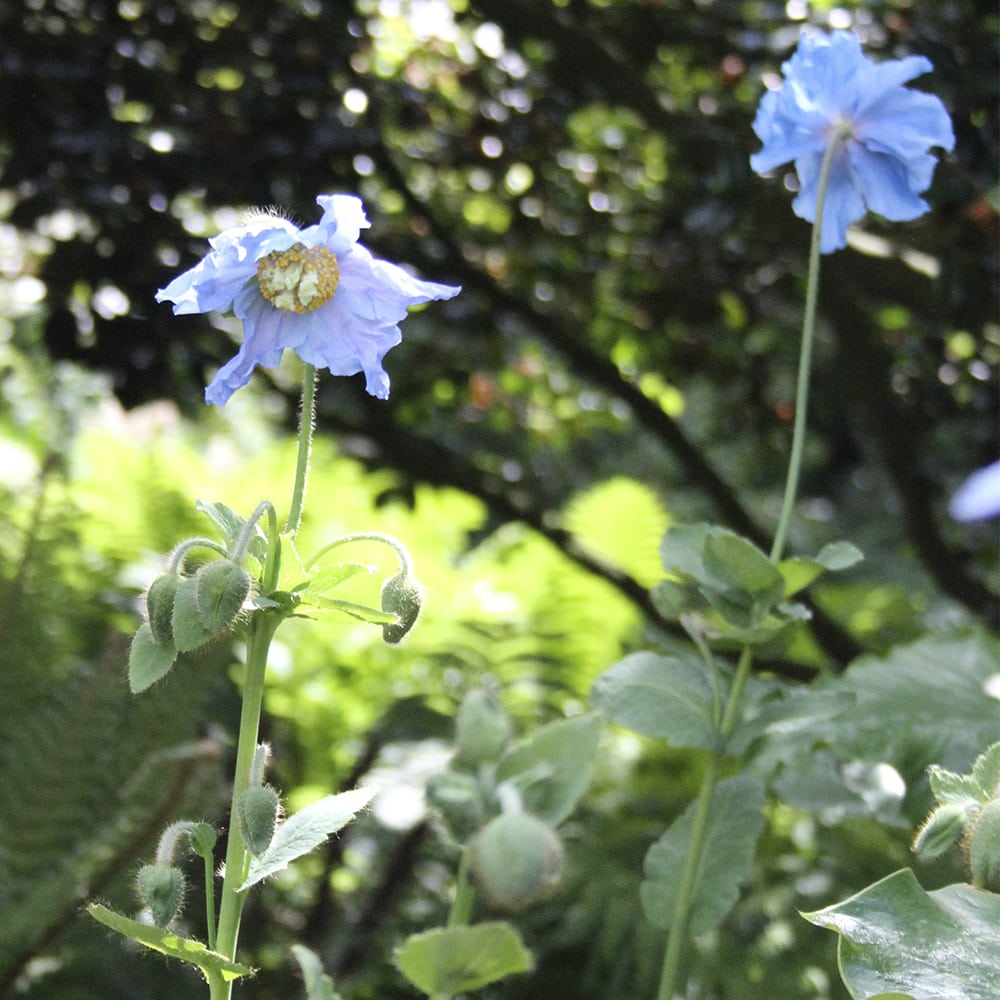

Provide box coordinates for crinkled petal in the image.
[335,245,461,327]
[792,149,865,252]
[950,460,1000,522]
[848,144,932,221]
[856,88,956,160]
[157,217,300,315]
[750,90,830,174]
[205,288,294,405]
[292,296,401,399]
[852,55,934,117]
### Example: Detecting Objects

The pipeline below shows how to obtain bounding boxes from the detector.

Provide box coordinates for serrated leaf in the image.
[171,576,216,652]
[128,624,178,693]
[802,869,1000,1000]
[590,651,720,749]
[291,944,342,1000]
[496,714,601,825]
[927,765,982,808]
[971,741,1000,799]
[294,593,397,625]
[240,787,375,890]
[87,903,252,981]
[394,922,533,996]
[640,774,766,935]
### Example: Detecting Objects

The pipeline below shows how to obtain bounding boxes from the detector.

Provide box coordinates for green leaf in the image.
[291,944,342,1000]
[814,540,863,572]
[87,903,253,982]
[196,499,267,561]
[496,714,601,825]
[702,531,783,600]
[394,922,533,996]
[240,787,375,890]
[971,741,1000,799]
[128,623,178,693]
[802,869,1000,1000]
[296,562,374,594]
[294,593,398,625]
[590,651,720,750]
[659,522,713,579]
[640,774,766,936]
[927,765,982,808]
[776,556,826,598]
[171,576,216,652]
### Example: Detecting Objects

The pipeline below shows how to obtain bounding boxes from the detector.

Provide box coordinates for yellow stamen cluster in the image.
[256,242,339,313]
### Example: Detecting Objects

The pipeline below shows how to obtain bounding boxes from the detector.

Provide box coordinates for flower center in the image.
[256,243,339,313]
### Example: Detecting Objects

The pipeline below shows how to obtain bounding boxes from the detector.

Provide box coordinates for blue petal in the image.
[792,148,865,253]
[848,144,932,221]
[856,88,956,160]
[950,460,1000,522]
[157,217,300,315]
[205,288,293,405]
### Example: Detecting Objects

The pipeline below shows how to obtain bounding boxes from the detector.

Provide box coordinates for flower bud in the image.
[470,812,565,912]
[381,572,423,644]
[136,863,185,928]
[196,559,251,633]
[171,577,216,652]
[968,799,1000,893]
[238,784,281,857]
[146,573,182,645]
[454,689,511,767]
[912,803,967,860]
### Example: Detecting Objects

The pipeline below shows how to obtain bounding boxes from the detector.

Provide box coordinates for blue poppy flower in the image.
[950,459,1000,522]
[750,30,954,253]
[157,194,460,404]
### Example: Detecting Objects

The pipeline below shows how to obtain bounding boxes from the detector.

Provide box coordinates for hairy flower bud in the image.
[146,573,182,645]
[238,784,281,857]
[381,572,423,644]
[968,800,1000,893]
[912,803,968,860]
[470,812,565,912]
[196,559,251,633]
[136,863,185,928]
[454,689,511,767]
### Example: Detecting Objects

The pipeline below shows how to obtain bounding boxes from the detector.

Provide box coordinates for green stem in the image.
[769,126,847,564]
[656,126,848,1000]
[656,647,753,1000]
[430,850,477,1000]
[213,613,279,989]
[285,363,318,537]
[204,849,218,951]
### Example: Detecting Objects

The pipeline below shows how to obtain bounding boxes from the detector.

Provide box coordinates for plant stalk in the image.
[656,128,846,999]
[285,363,318,536]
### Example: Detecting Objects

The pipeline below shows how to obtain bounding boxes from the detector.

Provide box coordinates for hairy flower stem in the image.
[657,131,845,1000]
[285,363,318,536]
[212,612,280,999]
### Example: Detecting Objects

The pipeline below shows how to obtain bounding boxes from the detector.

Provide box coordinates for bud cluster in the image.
[425,688,567,912]
[912,742,1000,893]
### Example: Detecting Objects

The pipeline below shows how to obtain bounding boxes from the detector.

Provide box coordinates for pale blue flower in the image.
[157,194,460,404]
[950,459,1000,522]
[750,30,954,253]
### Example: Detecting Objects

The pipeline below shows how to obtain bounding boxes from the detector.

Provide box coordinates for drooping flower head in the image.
[157,194,460,405]
[750,30,955,253]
